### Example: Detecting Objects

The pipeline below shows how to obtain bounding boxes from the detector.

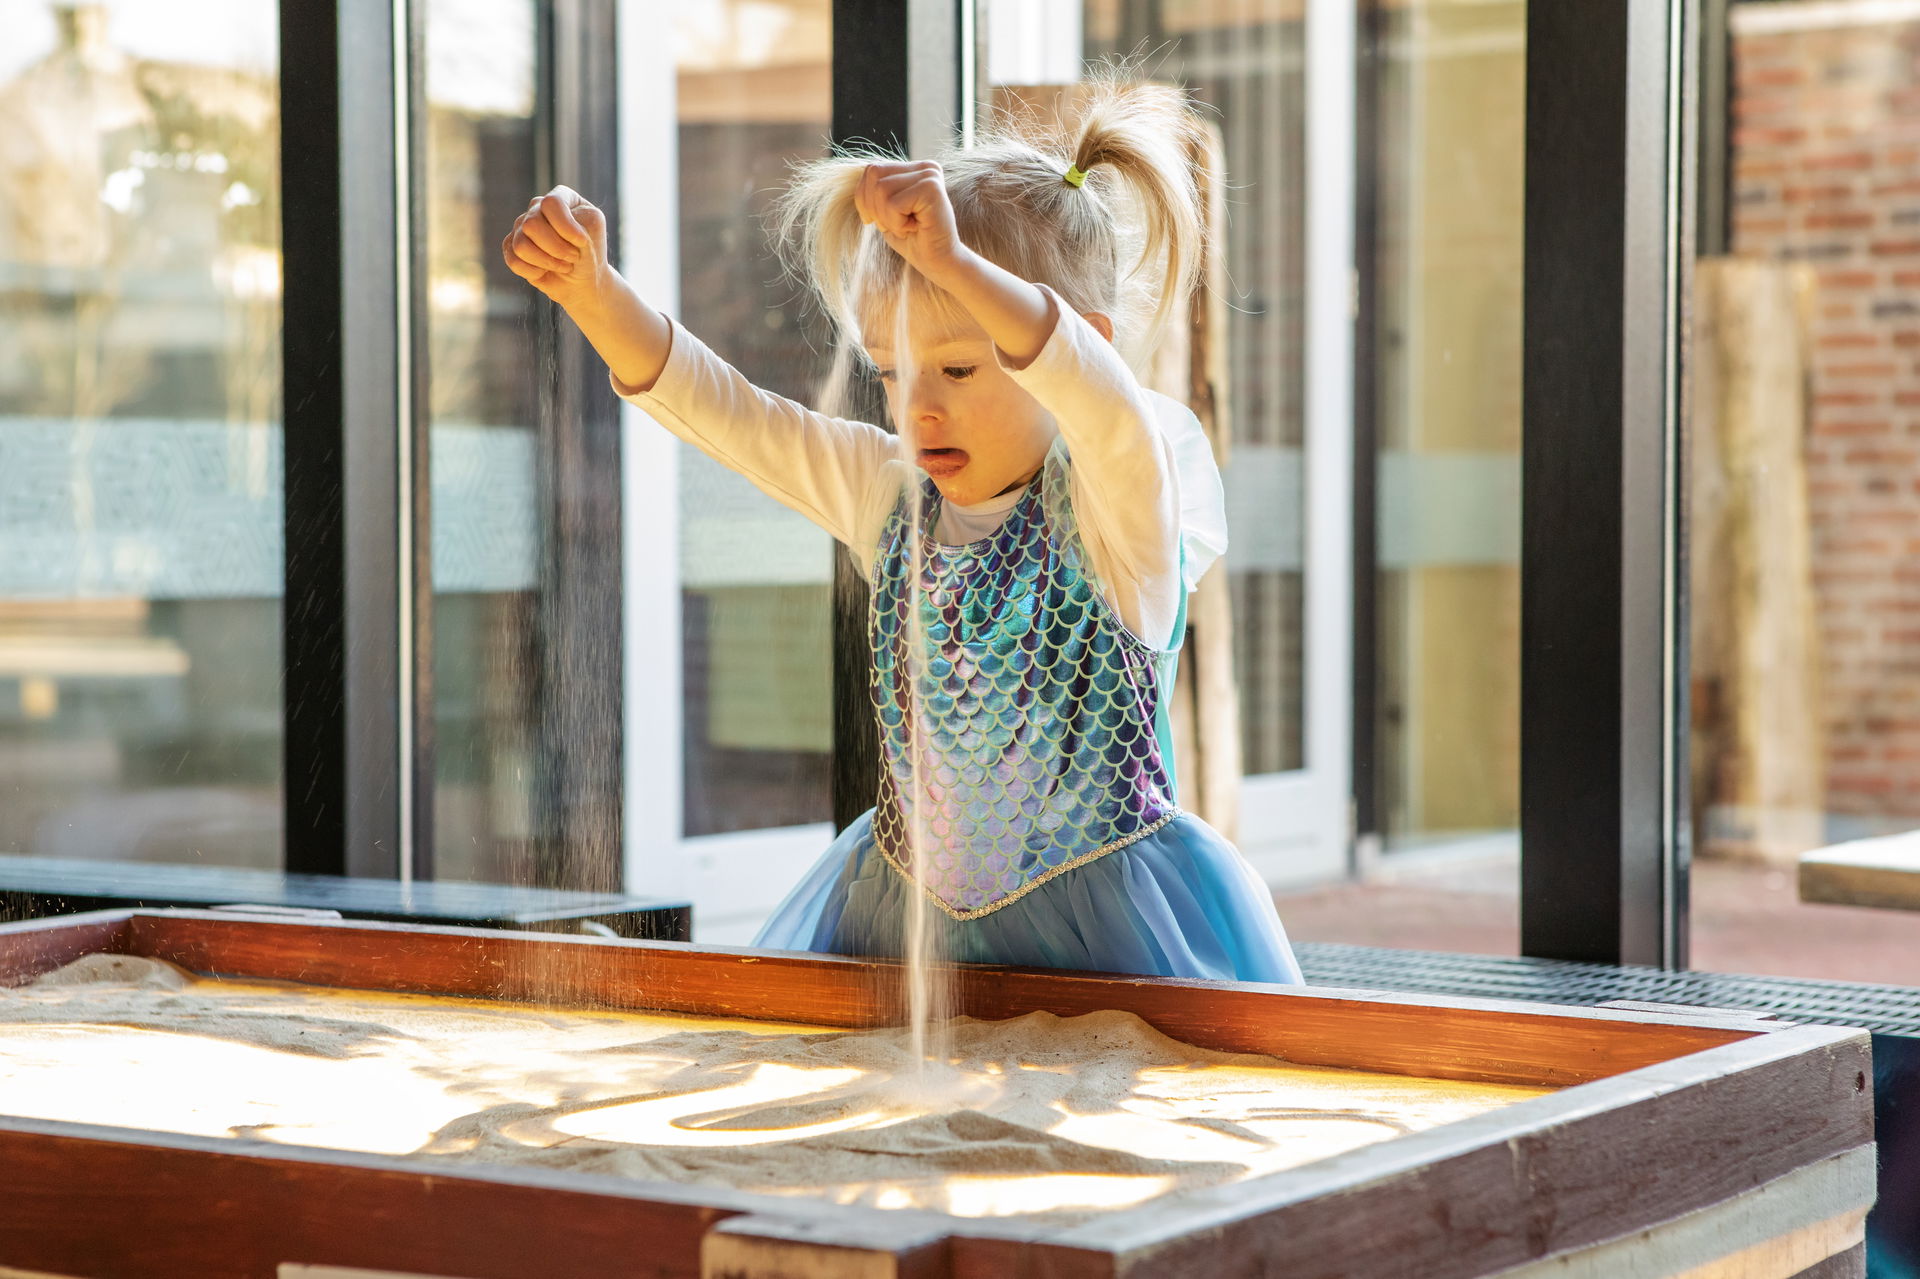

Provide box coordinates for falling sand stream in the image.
[895,265,957,1092]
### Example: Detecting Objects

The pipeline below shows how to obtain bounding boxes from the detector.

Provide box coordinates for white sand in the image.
[0,956,1550,1221]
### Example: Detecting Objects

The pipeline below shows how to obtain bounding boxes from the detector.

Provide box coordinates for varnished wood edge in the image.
[0,911,135,986]
[40,910,1778,1084]
[0,909,1749,1030]
[1022,1023,1872,1261]
[0,1112,1001,1241]
[1799,857,1920,912]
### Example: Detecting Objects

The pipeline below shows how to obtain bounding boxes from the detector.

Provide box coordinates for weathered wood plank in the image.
[1479,1145,1870,1278]
[1014,1026,1872,1279]
[1791,1241,1866,1279]
[1800,832,1920,911]
[703,1214,952,1279]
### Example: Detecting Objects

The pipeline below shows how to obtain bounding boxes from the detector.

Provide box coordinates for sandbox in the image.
[0,909,1876,1278]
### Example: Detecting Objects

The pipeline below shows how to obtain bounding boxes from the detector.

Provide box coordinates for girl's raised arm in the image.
[504,187,898,554]
[503,187,671,392]
[855,163,1193,649]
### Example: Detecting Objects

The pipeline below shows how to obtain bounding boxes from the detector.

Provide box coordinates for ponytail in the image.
[1058,73,1208,353]
[773,64,1212,368]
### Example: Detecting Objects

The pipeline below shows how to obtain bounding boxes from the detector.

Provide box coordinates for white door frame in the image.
[1239,0,1356,891]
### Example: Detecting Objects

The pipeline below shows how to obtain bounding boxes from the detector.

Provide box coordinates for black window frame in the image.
[278,0,622,888]
[1519,0,1694,968]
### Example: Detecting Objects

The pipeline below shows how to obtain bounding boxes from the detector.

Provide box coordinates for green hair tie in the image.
[1063,164,1088,188]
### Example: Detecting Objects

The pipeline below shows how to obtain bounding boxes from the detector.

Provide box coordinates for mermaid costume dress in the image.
[755,442,1301,984]
[622,298,1302,985]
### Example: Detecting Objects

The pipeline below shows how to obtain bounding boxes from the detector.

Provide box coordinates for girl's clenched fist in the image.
[502,185,610,310]
[854,160,968,283]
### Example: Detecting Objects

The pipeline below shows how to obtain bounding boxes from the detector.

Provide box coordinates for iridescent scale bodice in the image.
[868,449,1178,919]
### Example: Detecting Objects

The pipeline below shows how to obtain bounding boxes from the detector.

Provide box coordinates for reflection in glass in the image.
[1687,6,1920,982]
[673,0,836,837]
[1368,0,1523,861]
[1078,1,1309,777]
[423,0,542,882]
[0,1,283,867]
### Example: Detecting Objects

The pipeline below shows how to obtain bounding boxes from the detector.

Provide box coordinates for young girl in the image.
[502,82,1302,985]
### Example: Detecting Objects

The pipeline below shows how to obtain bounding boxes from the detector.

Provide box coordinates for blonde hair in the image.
[772,70,1208,370]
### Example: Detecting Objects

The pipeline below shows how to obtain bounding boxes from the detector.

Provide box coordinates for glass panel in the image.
[1374,3,1524,857]
[1688,3,1920,982]
[0,0,283,868]
[1279,0,1525,952]
[674,0,835,837]
[423,0,541,882]
[1076,1,1310,778]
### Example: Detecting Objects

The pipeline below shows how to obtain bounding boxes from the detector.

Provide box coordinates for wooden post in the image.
[703,1215,950,1279]
[1690,259,1827,865]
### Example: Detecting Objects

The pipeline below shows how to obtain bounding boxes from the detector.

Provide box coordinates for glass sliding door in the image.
[0,0,284,869]
[621,0,839,941]
[1058,0,1349,885]
[1274,0,1526,954]
[422,0,544,883]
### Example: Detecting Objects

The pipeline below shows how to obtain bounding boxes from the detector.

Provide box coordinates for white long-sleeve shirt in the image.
[614,289,1226,651]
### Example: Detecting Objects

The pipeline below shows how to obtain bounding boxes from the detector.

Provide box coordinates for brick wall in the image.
[1731,6,1920,832]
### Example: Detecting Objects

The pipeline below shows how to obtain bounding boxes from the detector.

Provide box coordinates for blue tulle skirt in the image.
[753,809,1304,985]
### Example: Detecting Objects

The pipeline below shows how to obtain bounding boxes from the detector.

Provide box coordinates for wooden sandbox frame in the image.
[0,909,1876,1279]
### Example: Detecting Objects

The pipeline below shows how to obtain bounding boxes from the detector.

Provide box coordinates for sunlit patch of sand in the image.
[0,956,1553,1222]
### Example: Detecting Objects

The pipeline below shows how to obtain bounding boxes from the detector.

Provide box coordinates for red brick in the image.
[1805,151,1877,172]
[1736,64,1806,90]
[1848,506,1920,524]
[1728,23,1920,818]
[1733,125,1809,149]
[1786,183,1859,203]
[1808,210,1877,230]
[1820,332,1884,350]
[1824,538,1901,558]
[1733,93,1803,121]
[1843,447,1920,466]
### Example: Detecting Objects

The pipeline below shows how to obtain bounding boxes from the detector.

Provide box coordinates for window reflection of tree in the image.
[0,4,278,429]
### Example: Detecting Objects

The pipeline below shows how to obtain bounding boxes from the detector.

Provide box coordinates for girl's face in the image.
[865,300,1061,506]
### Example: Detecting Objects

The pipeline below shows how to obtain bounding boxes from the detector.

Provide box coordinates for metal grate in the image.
[1297,942,1920,1038]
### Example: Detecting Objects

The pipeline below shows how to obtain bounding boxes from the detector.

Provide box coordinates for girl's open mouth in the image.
[917,447,969,477]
